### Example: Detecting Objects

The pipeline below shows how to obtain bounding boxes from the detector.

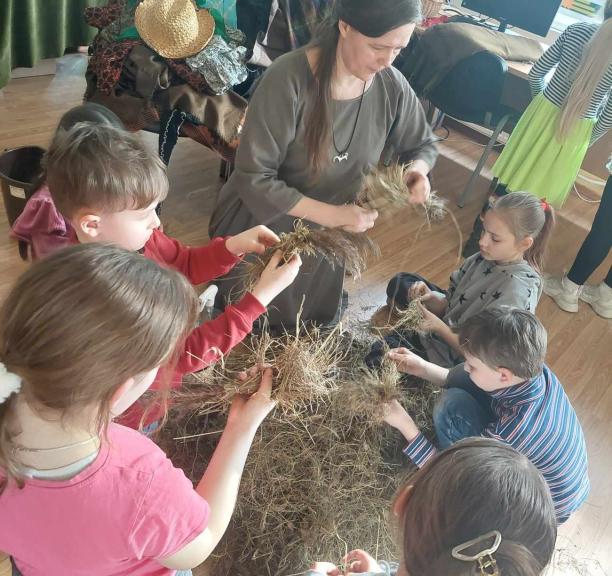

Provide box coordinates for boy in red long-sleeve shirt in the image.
[20,122,301,430]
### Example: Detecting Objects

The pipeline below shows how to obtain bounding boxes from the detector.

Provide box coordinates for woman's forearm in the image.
[287,197,339,228]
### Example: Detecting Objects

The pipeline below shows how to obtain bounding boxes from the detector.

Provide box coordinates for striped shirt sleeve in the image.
[529,31,564,97]
[592,94,612,143]
[402,433,438,467]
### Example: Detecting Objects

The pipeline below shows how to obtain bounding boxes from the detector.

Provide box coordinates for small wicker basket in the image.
[421,0,445,19]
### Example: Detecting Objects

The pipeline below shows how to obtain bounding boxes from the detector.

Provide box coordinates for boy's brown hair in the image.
[458,308,547,380]
[0,244,198,490]
[45,123,168,219]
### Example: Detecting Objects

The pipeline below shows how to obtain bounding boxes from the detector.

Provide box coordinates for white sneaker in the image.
[580,282,612,319]
[543,276,581,313]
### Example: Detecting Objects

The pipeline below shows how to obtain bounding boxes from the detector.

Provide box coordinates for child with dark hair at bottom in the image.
[384,308,589,524]
[307,438,557,576]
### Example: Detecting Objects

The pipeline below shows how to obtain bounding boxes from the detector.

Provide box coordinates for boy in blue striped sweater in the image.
[383,307,589,523]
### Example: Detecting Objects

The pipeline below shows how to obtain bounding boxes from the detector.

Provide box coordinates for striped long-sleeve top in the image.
[404,365,590,523]
[528,22,612,143]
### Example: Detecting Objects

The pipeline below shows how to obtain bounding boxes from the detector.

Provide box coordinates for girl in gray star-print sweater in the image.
[389,192,555,367]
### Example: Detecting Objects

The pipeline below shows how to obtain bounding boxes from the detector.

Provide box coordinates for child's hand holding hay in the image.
[250,251,302,307]
[381,298,426,334]
[387,347,427,378]
[387,347,449,386]
[408,282,448,317]
[310,549,383,575]
[383,399,420,446]
[416,301,449,335]
[241,220,379,296]
[227,367,277,431]
[225,224,281,256]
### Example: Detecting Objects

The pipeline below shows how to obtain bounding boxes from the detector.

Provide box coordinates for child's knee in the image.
[386,273,414,309]
[433,388,472,427]
[433,388,486,447]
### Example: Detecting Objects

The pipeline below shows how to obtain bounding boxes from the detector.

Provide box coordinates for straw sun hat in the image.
[135,0,215,60]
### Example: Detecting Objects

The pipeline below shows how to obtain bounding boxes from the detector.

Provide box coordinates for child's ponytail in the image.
[426,537,546,576]
[524,200,555,273]
[494,540,549,576]
[492,192,556,273]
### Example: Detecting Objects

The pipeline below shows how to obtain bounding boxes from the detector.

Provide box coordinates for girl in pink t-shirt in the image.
[0,243,277,576]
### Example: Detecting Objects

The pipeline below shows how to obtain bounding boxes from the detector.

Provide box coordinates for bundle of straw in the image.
[240,220,380,295]
[373,299,425,336]
[176,323,347,417]
[337,360,403,424]
[360,164,463,262]
[209,404,407,576]
[360,163,408,212]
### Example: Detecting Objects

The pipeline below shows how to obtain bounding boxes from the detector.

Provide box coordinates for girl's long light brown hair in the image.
[557,1,612,140]
[0,244,198,491]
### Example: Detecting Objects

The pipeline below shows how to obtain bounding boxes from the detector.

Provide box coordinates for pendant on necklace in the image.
[333,152,349,163]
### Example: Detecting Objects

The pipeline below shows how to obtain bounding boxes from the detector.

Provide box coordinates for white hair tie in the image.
[0,362,21,403]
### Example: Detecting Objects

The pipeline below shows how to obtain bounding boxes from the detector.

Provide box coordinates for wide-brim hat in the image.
[135,0,215,60]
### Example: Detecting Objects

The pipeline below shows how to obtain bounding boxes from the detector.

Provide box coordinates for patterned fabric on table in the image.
[251,0,334,65]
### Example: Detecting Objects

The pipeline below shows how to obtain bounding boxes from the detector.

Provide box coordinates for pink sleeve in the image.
[128,454,210,560]
[10,186,72,259]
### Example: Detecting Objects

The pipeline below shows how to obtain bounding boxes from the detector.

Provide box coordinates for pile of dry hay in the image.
[174,323,346,417]
[161,328,439,576]
[239,220,380,296]
[360,164,463,262]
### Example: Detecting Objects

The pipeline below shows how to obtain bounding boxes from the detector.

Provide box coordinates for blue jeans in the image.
[433,366,494,449]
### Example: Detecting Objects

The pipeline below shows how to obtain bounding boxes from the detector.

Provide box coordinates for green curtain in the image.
[0,0,105,89]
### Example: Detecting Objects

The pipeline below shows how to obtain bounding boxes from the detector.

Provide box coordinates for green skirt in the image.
[492,93,595,207]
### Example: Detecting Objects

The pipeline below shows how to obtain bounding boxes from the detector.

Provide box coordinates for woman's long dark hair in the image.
[304,0,421,175]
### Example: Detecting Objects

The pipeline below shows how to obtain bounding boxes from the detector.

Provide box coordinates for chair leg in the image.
[426,101,437,125]
[457,114,510,208]
[219,159,228,180]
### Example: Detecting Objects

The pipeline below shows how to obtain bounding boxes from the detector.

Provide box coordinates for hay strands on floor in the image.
[360,163,463,263]
[240,219,380,294]
[388,298,426,333]
[175,320,348,418]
